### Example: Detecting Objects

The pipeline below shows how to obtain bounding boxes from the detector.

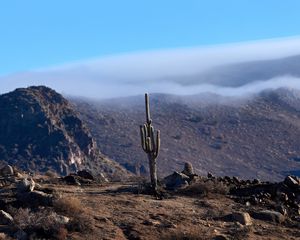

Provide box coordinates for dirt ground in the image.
[41,182,300,240]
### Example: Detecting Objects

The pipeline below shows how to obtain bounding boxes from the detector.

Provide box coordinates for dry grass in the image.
[13,207,69,238]
[53,196,84,216]
[178,180,229,197]
[53,195,95,232]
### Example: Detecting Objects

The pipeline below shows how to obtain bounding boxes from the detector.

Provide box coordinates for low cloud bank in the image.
[1,37,300,99]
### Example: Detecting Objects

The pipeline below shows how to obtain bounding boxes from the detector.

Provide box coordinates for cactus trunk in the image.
[140,93,160,193]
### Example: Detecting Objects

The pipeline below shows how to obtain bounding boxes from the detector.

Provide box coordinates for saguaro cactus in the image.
[140,93,160,193]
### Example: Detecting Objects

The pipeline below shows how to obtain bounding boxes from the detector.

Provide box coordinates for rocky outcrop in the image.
[0,86,129,179]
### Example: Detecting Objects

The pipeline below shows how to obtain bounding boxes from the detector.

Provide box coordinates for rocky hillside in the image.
[0,86,129,179]
[72,88,300,181]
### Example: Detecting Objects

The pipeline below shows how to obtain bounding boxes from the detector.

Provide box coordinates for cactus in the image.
[140,93,160,193]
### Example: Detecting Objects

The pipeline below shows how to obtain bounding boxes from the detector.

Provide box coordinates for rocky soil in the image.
[0,164,299,240]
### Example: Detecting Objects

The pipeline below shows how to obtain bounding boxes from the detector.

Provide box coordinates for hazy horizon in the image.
[1,37,300,99]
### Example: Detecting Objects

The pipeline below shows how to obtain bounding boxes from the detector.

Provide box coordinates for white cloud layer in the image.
[1,37,300,99]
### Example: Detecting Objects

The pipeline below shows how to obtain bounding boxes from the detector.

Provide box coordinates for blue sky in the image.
[1,0,300,76]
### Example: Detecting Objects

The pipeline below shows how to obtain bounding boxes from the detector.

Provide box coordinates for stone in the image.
[207,172,214,178]
[232,212,252,225]
[0,210,13,225]
[14,230,28,240]
[284,176,300,189]
[55,214,70,224]
[163,172,190,189]
[77,170,94,180]
[17,190,53,206]
[63,175,81,185]
[181,162,194,176]
[251,210,285,223]
[0,164,14,176]
[213,235,229,240]
[17,178,35,192]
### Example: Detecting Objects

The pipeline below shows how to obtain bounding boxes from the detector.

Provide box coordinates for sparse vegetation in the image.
[178,180,229,197]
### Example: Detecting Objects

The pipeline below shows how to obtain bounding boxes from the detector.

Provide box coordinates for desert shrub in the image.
[178,180,229,197]
[53,196,84,216]
[67,212,95,232]
[45,170,59,178]
[53,196,95,233]
[13,208,68,238]
[54,227,68,240]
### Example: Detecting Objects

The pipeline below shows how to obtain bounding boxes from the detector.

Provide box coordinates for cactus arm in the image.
[150,126,156,151]
[154,130,160,158]
[145,93,151,124]
[140,125,147,151]
[146,137,152,152]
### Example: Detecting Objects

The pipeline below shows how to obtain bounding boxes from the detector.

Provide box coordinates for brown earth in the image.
[1,172,299,240]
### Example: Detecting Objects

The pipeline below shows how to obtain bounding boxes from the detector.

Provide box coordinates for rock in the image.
[252,179,260,184]
[207,172,214,178]
[251,210,285,223]
[213,235,229,240]
[182,162,194,176]
[17,178,35,192]
[97,173,109,183]
[63,175,81,185]
[276,205,288,216]
[0,210,13,225]
[163,172,189,189]
[17,190,53,206]
[284,176,300,189]
[0,164,14,176]
[14,230,28,240]
[55,214,70,224]
[232,212,252,225]
[77,170,94,180]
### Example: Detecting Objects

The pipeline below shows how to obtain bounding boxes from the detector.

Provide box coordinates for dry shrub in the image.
[178,180,229,197]
[13,208,68,238]
[53,196,84,216]
[45,170,59,178]
[67,212,95,232]
[54,227,68,240]
[53,196,95,233]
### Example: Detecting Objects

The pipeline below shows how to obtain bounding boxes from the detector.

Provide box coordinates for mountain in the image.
[0,86,129,179]
[71,88,300,181]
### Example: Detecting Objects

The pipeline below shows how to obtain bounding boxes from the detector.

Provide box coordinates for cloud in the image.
[1,37,300,99]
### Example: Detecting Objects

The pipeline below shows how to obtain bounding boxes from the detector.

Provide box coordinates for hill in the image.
[0,86,129,179]
[72,88,300,181]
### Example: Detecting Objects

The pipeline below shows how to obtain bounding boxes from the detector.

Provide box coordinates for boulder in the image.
[17,190,53,207]
[77,170,94,180]
[14,230,28,240]
[181,162,194,176]
[284,176,300,189]
[0,210,13,225]
[232,212,252,226]
[17,178,35,192]
[0,164,14,176]
[163,172,189,189]
[251,210,285,223]
[63,175,81,185]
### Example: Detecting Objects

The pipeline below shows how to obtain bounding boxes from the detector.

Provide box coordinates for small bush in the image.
[53,196,95,233]
[13,208,68,238]
[67,213,95,232]
[178,180,229,197]
[53,196,83,216]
